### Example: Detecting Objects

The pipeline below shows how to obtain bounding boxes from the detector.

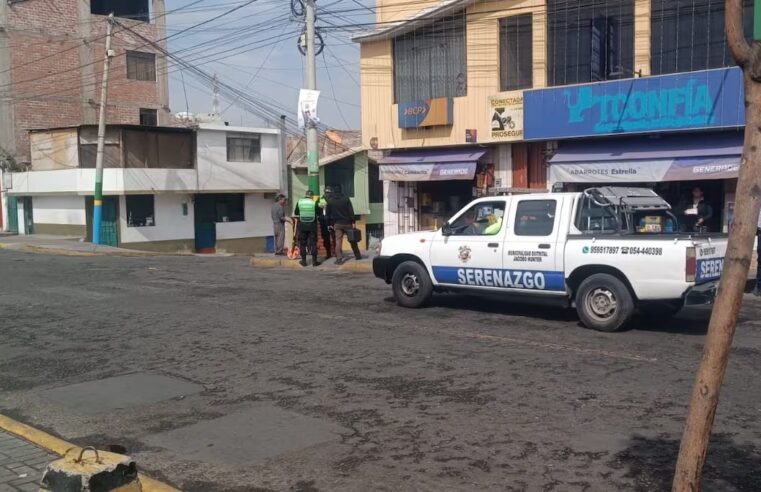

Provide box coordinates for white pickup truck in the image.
[373,187,728,332]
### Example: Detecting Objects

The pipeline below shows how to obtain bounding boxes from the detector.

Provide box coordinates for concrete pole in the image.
[92,14,114,245]
[305,0,319,195]
[279,115,288,197]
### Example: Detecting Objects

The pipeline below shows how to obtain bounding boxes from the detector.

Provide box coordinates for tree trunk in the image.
[672,59,761,492]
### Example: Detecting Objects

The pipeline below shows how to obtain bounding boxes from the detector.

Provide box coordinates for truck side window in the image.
[576,196,618,233]
[449,201,507,236]
[515,200,556,236]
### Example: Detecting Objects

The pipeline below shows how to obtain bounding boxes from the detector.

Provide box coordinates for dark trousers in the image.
[318,216,332,257]
[334,222,362,260]
[757,228,761,289]
[299,223,318,261]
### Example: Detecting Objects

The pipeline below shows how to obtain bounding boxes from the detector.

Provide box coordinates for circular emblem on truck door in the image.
[458,245,472,263]
[582,246,590,254]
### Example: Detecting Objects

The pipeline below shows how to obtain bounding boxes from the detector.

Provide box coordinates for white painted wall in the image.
[196,125,281,192]
[119,194,195,244]
[32,196,86,225]
[216,193,272,239]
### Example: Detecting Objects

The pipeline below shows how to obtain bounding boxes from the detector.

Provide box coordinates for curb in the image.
[250,256,372,273]
[1,243,192,257]
[0,414,179,492]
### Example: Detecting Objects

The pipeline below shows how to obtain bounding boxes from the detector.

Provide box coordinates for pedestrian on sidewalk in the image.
[326,184,361,265]
[295,190,321,267]
[318,186,334,259]
[271,194,288,256]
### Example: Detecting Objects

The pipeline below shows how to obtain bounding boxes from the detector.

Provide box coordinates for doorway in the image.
[193,194,217,253]
[7,196,18,233]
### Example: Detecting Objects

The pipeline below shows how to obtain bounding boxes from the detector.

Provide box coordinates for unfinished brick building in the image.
[0,0,170,166]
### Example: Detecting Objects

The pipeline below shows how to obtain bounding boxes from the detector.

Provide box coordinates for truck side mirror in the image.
[442,222,453,236]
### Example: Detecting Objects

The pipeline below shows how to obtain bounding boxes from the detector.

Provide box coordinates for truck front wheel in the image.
[575,274,634,332]
[391,261,433,308]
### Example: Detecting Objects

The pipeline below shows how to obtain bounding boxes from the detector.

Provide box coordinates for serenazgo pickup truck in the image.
[373,187,728,332]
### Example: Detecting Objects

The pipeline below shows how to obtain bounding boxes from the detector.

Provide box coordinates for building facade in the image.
[357,0,752,235]
[0,0,170,167]
[5,124,283,253]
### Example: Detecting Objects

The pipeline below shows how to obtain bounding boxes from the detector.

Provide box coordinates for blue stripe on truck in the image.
[432,266,566,291]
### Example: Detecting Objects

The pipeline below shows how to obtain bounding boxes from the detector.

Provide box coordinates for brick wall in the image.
[2,0,169,164]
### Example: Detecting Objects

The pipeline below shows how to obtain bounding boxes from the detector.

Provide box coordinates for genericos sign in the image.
[398,98,453,129]
[524,67,744,139]
[379,162,476,181]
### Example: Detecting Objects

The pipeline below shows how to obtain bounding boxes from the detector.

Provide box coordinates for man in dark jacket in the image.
[326,185,362,265]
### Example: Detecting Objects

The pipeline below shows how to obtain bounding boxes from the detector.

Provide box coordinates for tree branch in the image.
[726,0,752,65]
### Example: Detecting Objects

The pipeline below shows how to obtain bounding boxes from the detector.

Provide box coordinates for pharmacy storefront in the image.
[524,67,745,233]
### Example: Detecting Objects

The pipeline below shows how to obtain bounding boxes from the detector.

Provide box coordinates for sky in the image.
[164,0,373,131]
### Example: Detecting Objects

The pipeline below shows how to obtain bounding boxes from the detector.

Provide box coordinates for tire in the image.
[391,260,433,308]
[575,273,635,332]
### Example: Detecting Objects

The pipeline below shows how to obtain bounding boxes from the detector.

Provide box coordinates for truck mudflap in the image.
[684,281,718,306]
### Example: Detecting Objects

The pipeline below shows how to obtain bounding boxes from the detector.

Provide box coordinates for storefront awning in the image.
[378,148,487,181]
[549,133,743,184]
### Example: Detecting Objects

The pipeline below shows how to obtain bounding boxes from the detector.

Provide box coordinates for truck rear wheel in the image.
[575,274,634,332]
[392,261,433,308]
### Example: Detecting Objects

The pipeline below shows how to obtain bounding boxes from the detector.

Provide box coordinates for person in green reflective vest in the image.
[295,190,322,267]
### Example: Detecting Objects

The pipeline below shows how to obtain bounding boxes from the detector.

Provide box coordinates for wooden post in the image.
[672,1,761,489]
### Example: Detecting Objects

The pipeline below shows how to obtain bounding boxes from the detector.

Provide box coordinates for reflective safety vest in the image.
[298,198,317,223]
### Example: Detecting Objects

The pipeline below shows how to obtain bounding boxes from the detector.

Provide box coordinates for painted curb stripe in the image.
[0,414,179,492]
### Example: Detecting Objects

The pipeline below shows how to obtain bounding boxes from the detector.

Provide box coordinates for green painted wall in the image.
[367,203,384,224]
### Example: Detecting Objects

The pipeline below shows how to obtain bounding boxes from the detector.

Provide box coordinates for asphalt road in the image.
[1,249,761,491]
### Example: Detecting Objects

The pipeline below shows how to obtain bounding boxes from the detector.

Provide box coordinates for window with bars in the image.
[650,0,754,75]
[126,51,156,81]
[392,11,467,103]
[500,14,533,91]
[139,108,157,126]
[547,0,634,86]
[226,134,261,162]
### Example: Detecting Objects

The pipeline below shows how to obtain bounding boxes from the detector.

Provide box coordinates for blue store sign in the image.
[524,67,745,140]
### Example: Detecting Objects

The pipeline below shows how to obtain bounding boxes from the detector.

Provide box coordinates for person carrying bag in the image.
[326,185,362,265]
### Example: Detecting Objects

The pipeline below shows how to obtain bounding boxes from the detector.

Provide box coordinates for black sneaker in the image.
[335,257,345,265]
[313,260,321,267]
[299,259,307,267]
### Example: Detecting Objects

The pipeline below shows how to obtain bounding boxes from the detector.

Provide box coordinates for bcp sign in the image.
[398,98,453,129]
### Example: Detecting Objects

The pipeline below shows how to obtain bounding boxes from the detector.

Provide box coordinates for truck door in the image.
[429,199,508,288]
[502,197,565,294]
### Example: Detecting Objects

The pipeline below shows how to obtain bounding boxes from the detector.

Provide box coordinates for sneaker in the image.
[313,260,321,267]
[299,259,307,267]
[335,257,345,265]
[754,287,761,297]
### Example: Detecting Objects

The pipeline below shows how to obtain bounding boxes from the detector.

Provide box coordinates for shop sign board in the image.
[379,162,477,181]
[549,156,740,183]
[524,67,745,139]
[489,93,524,141]
[398,98,453,129]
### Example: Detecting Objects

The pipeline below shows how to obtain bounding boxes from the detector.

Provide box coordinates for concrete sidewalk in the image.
[250,252,374,273]
[0,430,57,491]
[0,235,198,257]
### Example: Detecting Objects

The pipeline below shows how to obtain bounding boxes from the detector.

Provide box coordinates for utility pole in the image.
[673,1,761,489]
[305,0,319,195]
[279,115,289,198]
[92,13,114,245]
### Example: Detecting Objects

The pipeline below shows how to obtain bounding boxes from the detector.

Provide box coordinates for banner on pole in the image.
[298,89,320,129]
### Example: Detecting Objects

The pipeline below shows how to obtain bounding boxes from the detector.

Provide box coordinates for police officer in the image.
[294,190,321,267]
